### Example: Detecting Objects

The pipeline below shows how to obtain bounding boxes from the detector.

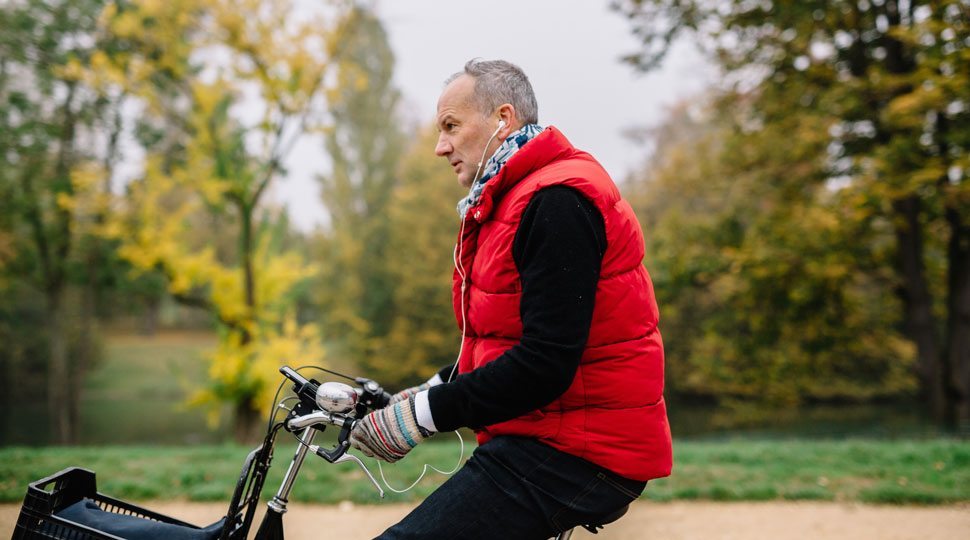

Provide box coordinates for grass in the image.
[643,439,970,505]
[4,333,968,507]
[1,439,968,505]
[5,330,363,445]
[80,331,226,445]
[0,439,461,505]
[3,331,227,446]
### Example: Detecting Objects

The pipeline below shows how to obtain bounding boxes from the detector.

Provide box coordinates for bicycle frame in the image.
[14,364,601,540]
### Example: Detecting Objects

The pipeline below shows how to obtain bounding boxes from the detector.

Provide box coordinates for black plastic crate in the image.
[12,467,212,539]
[12,444,270,540]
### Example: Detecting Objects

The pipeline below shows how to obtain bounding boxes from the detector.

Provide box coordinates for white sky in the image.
[270,0,714,231]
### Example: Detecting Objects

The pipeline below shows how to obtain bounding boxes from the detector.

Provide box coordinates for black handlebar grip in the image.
[377,390,392,409]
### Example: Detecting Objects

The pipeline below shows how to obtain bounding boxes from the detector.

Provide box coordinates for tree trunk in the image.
[46,287,75,444]
[233,401,262,443]
[73,278,101,443]
[892,195,944,420]
[0,325,13,442]
[141,297,160,336]
[944,206,970,431]
[241,204,256,317]
[235,203,259,443]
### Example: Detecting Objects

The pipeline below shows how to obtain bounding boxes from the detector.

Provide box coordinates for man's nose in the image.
[435,134,451,157]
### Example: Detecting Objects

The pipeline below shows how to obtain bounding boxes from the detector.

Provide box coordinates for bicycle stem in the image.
[266,427,317,514]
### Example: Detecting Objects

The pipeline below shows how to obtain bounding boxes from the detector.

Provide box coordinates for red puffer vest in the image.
[452,127,672,482]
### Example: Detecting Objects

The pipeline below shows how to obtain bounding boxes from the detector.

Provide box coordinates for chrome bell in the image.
[315,381,358,413]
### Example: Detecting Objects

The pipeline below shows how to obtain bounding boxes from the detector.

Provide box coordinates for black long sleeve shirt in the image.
[428,185,607,432]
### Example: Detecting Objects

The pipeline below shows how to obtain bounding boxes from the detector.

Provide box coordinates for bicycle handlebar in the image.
[262,365,393,511]
[286,410,353,431]
[276,365,393,465]
[278,366,392,412]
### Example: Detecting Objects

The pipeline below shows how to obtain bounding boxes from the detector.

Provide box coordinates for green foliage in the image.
[0,0,118,286]
[316,7,463,388]
[628,101,917,412]
[315,6,398,354]
[85,0,347,438]
[2,439,967,504]
[0,0,121,443]
[375,126,468,387]
[617,0,969,419]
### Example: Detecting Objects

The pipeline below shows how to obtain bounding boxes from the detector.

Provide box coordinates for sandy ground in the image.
[3,501,969,539]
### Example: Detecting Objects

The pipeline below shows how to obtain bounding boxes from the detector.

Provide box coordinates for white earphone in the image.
[474,119,508,172]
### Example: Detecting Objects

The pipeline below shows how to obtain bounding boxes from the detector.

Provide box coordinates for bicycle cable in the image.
[374,429,465,493]
[285,421,465,493]
[301,365,359,383]
[265,379,289,432]
[274,365,466,494]
[366,214,476,494]
[265,364,345,432]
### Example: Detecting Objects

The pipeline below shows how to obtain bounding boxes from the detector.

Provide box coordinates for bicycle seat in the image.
[582,504,629,534]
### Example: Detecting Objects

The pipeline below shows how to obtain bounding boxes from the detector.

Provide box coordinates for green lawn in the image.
[2,439,967,505]
[650,439,969,504]
[52,331,354,445]
[2,331,226,446]
[80,332,229,445]
[4,333,968,507]
[0,439,460,505]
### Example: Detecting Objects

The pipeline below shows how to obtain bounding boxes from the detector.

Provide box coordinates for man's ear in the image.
[497,103,517,134]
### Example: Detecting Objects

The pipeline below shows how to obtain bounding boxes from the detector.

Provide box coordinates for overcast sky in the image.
[272,0,714,231]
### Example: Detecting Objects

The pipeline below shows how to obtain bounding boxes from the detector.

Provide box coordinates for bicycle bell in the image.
[315,381,358,413]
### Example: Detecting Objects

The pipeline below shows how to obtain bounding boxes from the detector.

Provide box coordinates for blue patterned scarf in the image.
[457,124,544,218]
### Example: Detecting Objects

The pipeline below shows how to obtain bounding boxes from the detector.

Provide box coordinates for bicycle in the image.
[12,365,625,539]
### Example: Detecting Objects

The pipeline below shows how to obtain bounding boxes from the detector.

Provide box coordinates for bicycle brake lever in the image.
[314,439,350,462]
[309,443,384,498]
[333,452,385,499]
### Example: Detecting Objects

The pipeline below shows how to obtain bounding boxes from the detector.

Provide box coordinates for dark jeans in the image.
[377,436,646,539]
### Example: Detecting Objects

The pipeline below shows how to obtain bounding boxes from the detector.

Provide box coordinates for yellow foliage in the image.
[53,57,85,82]
[190,314,326,424]
[89,0,348,434]
[55,192,75,213]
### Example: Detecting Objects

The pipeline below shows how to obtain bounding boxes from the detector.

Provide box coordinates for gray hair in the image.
[446,59,539,125]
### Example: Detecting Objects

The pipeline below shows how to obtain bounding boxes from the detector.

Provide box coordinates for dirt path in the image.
[3,501,968,539]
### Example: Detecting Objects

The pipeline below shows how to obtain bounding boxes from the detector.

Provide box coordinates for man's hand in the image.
[389,382,432,405]
[350,396,431,462]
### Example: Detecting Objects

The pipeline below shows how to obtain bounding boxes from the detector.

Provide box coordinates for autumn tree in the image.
[616,0,970,426]
[0,0,122,443]
[372,126,468,388]
[88,0,348,440]
[626,98,917,422]
[316,5,407,380]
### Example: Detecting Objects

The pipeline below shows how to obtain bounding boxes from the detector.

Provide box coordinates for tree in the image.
[88,0,347,440]
[616,0,970,426]
[626,98,917,422]
[375,126,468,388]
[0,0,119,443]
[316,5,407,380]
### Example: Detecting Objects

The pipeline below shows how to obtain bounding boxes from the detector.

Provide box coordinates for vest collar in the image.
[465,126,576,223]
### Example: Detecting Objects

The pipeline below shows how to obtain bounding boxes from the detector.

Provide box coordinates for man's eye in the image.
[446,123,456,131]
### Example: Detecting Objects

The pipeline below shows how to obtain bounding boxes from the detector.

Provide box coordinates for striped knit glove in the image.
[350,396,431,463]
[388,382,432,405]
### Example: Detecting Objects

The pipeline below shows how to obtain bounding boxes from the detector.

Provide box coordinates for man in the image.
[350,59,672,539]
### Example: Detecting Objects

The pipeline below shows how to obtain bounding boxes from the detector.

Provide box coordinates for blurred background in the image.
[1,0,968,452]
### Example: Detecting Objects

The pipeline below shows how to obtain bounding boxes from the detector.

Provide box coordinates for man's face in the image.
[435,75,499,188]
